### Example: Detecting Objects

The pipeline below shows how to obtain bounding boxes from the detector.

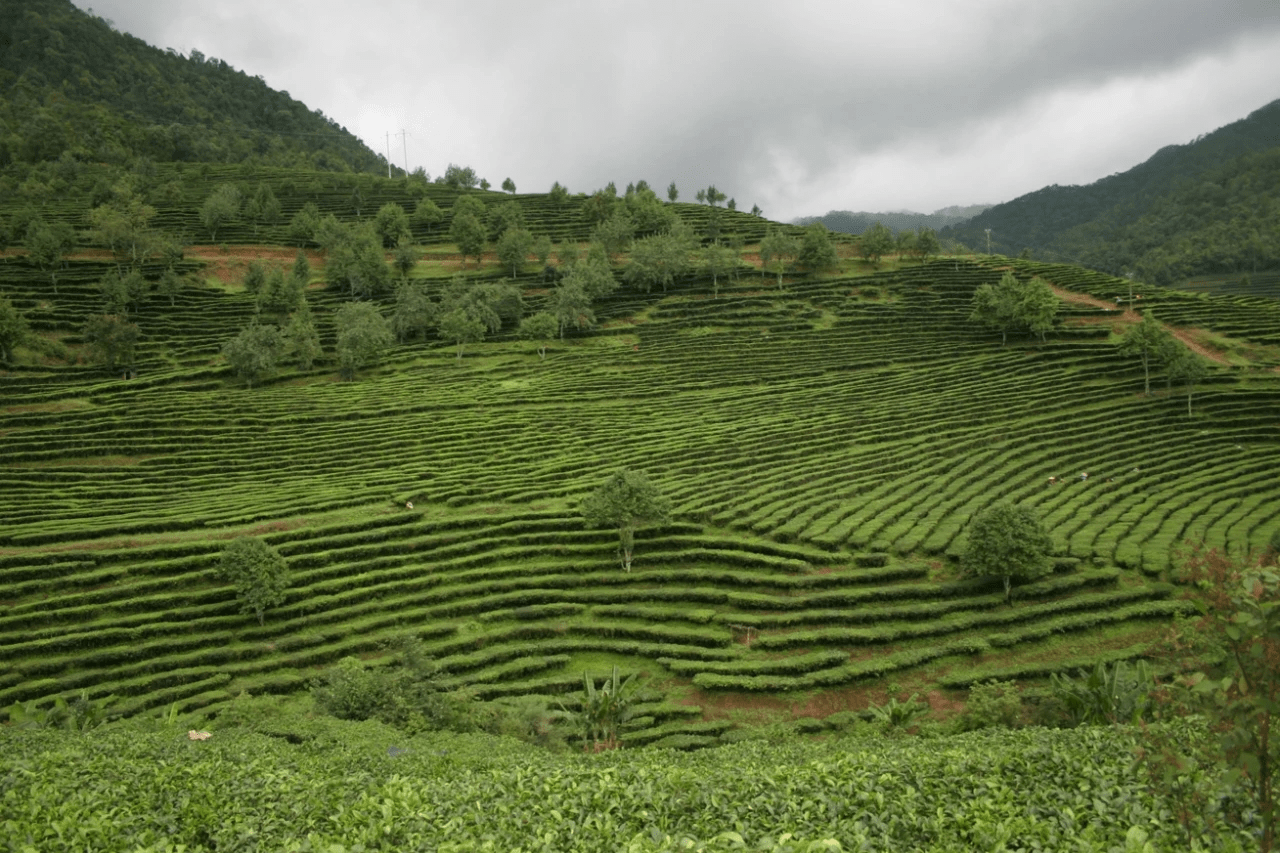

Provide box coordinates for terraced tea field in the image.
[3,188,1279,741]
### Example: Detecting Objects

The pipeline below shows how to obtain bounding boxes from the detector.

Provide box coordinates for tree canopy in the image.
[217,536,290,626]
[969,273,1059,344]
[962,503,1054,602]
[581,469,671,572]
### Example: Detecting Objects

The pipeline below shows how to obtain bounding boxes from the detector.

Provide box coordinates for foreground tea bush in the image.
[0,717,1254,851]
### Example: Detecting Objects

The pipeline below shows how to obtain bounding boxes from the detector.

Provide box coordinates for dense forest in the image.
[796,204,991,237]
[0,0,384,175]
[943,98,1280,286]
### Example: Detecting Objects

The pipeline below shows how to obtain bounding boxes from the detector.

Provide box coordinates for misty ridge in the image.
[794,204,993,236]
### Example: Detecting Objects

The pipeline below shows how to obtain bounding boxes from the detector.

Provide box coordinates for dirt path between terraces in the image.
[1049,284,1231,365]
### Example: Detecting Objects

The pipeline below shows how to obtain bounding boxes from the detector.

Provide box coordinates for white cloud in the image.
[75,0,1280,219]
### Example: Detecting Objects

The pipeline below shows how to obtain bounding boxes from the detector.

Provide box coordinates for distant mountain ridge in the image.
[942,98,1280,267]
[795,204,992,236]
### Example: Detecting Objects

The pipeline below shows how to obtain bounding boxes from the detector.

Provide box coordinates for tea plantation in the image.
[1,169,1276,849]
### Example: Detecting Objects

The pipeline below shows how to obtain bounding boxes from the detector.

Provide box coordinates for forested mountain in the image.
[796,204,991,236]
[0,0,384,174]
[943,98,1280,283]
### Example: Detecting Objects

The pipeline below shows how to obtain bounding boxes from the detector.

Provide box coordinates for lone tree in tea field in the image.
[217,536,290,626]
[582,469,671,572]
[962,502,1053,602]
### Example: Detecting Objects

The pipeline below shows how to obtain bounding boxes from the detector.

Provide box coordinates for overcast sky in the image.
[74,0,1280,221]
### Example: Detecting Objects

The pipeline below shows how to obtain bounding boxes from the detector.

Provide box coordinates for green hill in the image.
[944,98,1280,283]
[0,0,384,173]
[2,163,1277,732]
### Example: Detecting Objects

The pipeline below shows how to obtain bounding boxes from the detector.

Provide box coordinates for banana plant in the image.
[561,666,640,751]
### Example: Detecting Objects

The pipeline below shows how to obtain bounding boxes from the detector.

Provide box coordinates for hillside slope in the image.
[0,0,383,173]
[943,98,1280,270]
[3,197,1278,726]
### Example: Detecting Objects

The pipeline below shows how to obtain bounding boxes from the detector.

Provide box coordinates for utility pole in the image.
[394,129,410,177]
[984,228,992,255]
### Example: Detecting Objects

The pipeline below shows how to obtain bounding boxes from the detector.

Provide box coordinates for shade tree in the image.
[283,301,323,371]
[625,228,693,294]
[518,311,558,359]
[701,242,738,297]
[222,322,286,388]
[0,296,30,364]
[797,222,838,274]
[199,183,241,241]
[82,313,140,378]
[1164,342,1209,415]
[373,202,411,248]
[1119,312,1174,396]
[411,198,444,235]
[859,222,894,265]
[962,502,1053,602]
[244,184,282,237]
[25,219,75,293]
[758,228,799,286]
[487,201,526,241]
[970,272,1059,345]
[496,227,534,278]
[217,537,290,626]
[334,301,393,379]
[581,469,672,572]
[437,308,487,360]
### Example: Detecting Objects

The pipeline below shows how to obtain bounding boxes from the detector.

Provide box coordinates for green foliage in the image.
[564,243,618,300]
[962,503,1053,601]
[867,693,927,732]
[561,666,641,751]
[244,183,282,236]
[549,181,570,206]
[25,219,75,291]
[282,301,322,370]
[487,200,527,241]
[582,469,672,571]
[373,202,411,248]
[323,221,391,299]
[970,272,1059,344]
[438,308,487,360]
[595,210,636,259]
[199,184,241,241]
[1,721,1240,851]
[0,295,31,364]
[501,177,516,194]
[496,226,534,277]
[759,227,800,285]
[702,242,739,296]
[288,201,322,246]
[312,638,475,733]
[440,163,480,189]
[1049,660,1155,727]
[797,222,838,273]
[221,322,285,388]
[81,313,140,377]
[334,300,393,379]
[1119,312,1174,396]
[859,222,894,264]
[959,680,1023,731]
[1179,544,1280,851]
[450,211,487,267]
[8,689,117,732]
[626,229,693,293]
[518,311,559,359]
[391,280,436,342]
[551,279,595,338]
[411,197,445,234]
[216,536,290,626]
